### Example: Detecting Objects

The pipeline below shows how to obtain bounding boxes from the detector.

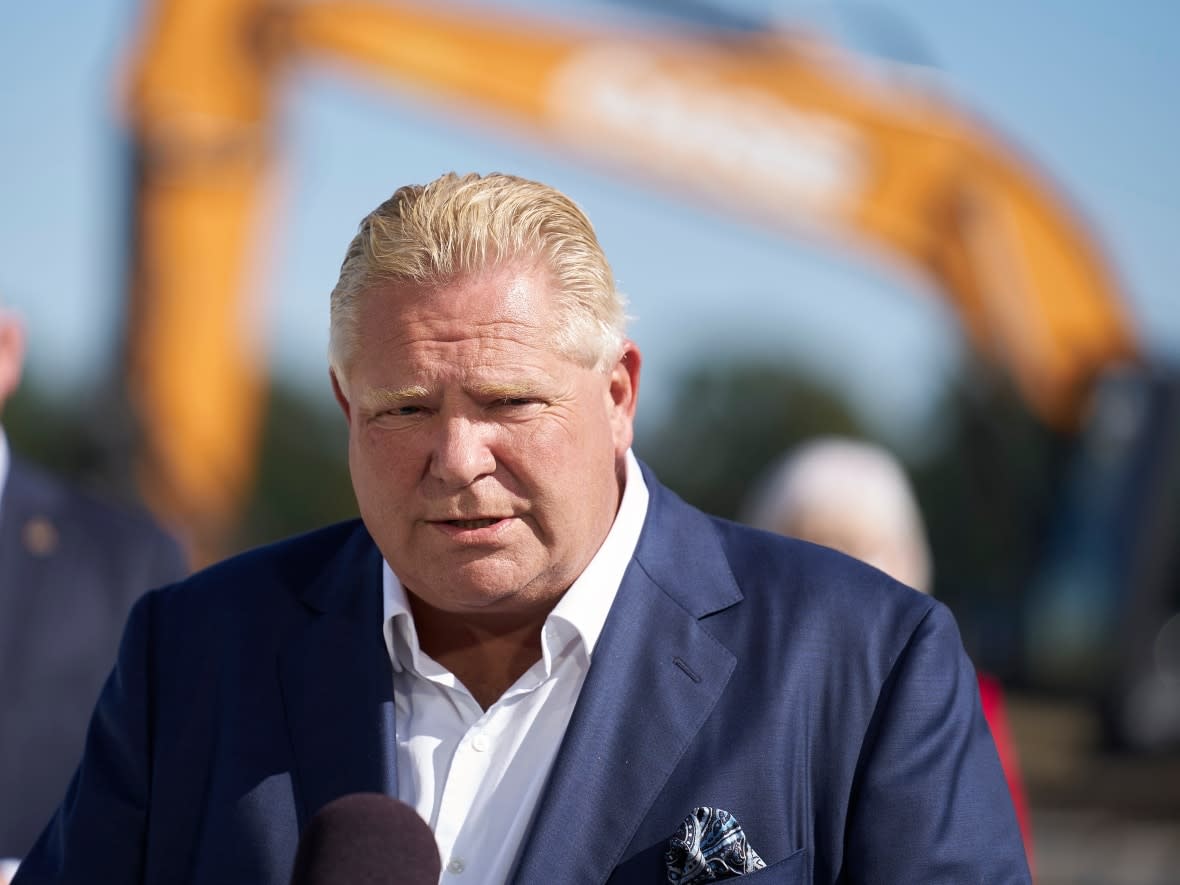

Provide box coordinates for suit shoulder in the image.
[711,515,938,639]
[701,517,962,720]
[152,519,371,611]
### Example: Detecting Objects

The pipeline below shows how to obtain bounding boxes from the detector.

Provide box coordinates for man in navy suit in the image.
[0,309,188,872]
[15,173,1030,883]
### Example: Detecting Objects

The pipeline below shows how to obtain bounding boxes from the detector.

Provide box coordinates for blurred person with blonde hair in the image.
[0,305,187,882]
[744,435,1034,865]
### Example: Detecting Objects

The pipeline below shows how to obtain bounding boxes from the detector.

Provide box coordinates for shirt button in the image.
[471,733,489,752]
[447,857,465,874]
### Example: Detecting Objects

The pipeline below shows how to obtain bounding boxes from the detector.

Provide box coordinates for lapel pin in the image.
[22,516,59,557]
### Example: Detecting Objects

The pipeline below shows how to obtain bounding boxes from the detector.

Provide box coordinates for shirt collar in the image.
[382,449,650,677]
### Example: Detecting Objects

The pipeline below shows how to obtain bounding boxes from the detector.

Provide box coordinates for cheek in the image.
[349,428,418,499]
[526,419,616,498]
[513,416,602,470]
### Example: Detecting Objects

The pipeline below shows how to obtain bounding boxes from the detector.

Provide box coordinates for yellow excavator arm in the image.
[125,0,1139,560]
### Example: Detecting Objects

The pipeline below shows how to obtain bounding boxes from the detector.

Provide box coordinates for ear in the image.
[0,313,26,409]
[329,367,352,424]
[607,340,641,453]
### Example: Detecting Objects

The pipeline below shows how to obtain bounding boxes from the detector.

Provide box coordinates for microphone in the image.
[290,793,441,885]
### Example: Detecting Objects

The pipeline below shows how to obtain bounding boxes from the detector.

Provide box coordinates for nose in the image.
[428,416,496,488]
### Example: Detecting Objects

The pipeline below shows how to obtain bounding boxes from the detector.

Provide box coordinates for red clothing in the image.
[977,671,1035,875]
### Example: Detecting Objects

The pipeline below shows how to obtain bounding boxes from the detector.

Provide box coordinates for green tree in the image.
[635,359,869,520]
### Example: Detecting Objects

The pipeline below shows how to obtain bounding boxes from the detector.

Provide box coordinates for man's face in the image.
[333,261,640,620]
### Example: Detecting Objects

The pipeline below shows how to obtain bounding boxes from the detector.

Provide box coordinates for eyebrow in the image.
[358,385,430,412]
[470,380,543,400]
[357,380,544,412]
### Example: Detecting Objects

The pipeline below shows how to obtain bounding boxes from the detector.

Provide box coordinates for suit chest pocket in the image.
[727,847,808,883]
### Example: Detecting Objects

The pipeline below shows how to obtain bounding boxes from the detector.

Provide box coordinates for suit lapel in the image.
[277,525,398,828]
[0,463,55,659]
[513,476,742,884]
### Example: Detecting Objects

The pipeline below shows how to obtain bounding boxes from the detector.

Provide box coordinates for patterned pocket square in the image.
[665,806,767,884]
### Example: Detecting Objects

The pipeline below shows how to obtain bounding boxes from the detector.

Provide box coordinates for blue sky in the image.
[1,0,1177,449]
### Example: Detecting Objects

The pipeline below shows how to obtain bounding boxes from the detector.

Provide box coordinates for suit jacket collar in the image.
[0,457,25,574]
[277,522,398,827]
[1,456,59,520]
[512,465,742,884]
[630,461,744,619]
[0,459,63,606]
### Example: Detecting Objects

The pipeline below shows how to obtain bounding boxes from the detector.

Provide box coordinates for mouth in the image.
[446,518,500,530]
[429,515,512,544]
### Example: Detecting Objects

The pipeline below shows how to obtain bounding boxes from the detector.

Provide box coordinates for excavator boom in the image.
[124,0,1139,557]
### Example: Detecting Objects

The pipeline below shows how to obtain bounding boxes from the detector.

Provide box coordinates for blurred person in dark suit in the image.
[744,435,1035,868]
[0,307,188,876]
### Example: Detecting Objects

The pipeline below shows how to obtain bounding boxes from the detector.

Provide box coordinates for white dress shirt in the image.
[382,450,649,883]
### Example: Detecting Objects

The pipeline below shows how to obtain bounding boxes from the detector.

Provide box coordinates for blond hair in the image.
[329,172,627,378]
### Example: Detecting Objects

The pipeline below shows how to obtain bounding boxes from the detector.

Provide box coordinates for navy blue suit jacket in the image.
[0,458,188,857]
[15,467,1030,883]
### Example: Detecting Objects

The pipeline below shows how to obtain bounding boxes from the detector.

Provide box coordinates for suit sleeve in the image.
[13,593,156,885]
[842,602,1032,884]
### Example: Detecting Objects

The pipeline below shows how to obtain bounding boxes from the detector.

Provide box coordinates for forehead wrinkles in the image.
[369,310,565,382]
[405,313,552,348]
[386,327,560,390]
[345,261,575,384]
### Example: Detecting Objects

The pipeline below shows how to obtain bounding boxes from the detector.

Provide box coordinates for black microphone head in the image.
[290,793,441,885]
